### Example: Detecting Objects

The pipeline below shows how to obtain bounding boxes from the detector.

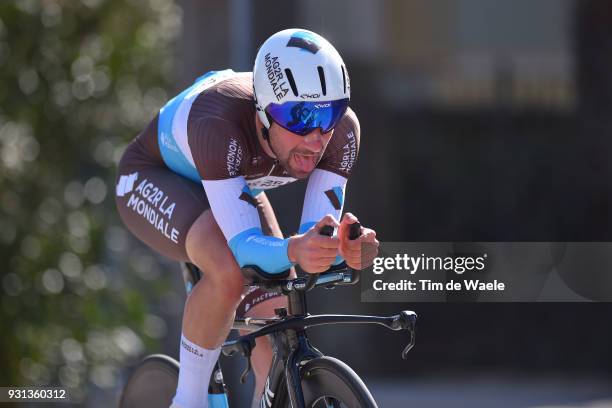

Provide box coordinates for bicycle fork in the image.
[283,328,323,408]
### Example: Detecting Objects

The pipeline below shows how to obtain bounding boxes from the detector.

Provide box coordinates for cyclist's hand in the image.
[288,215,339,273]
[338,213,379,270]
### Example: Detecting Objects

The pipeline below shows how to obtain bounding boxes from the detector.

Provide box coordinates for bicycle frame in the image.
[226,308,416,407]
[181,262,417,408]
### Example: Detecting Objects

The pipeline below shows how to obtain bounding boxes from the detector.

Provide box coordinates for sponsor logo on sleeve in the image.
[339,131,357,174]
[324,186,344,210]
[226,138,243,177]
[160,133,179,153]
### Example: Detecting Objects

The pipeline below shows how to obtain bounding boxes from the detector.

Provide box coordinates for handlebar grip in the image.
[314,221,361,289]
[319,225,334,237]
[320,222,361,239]
[348,222,361,240]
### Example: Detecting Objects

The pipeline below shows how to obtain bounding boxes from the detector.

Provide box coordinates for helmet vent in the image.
[341,65,347,94]
[284,68,299,97]
[317,66,327,96]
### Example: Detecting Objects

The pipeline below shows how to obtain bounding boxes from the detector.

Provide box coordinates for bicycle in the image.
[119,224,417,408]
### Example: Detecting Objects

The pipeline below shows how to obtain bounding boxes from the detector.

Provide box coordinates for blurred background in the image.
[1,0,612,406]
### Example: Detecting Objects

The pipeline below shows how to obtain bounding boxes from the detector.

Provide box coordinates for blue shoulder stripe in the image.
[158,69,234,183]
[158,85,202,183]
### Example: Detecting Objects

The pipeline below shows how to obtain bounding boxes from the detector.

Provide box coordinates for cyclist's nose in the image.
[302,129,324,152]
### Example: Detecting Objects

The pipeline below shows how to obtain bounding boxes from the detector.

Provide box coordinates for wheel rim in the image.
[310,396,346,407]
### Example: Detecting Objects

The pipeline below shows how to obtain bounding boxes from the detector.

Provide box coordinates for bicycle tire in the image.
[272,356,377,408]
[119,354,179,408]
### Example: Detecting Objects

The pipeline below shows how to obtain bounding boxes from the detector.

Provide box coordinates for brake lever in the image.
[402,331,416,360]
[240,357,252,384]
[221,337,256,383]
[389,310,418,360]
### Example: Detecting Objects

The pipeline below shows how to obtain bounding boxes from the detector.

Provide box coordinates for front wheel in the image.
[273,356,377,408]
[119,354,179,408]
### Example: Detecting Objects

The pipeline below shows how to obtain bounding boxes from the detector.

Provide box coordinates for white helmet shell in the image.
[253,28,350,128]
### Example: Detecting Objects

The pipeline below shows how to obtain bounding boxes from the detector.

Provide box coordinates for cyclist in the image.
[115,28,379,408]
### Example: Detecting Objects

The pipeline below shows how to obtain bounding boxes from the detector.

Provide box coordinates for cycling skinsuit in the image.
[114,70,360,314]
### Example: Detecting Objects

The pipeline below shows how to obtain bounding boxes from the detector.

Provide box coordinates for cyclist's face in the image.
[269,123,333,179]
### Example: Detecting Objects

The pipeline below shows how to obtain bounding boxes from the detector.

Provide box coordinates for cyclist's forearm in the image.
[228,228,294,274]
[299,169,347,228]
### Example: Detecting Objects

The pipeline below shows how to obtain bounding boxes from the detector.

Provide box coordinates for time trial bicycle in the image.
[119,224,417,407]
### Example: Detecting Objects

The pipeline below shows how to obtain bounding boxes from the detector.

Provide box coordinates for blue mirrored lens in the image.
[266,98,350,136]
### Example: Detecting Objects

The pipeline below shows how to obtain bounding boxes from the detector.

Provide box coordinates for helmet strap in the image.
[261,126,279,159]
[261,125,270,141]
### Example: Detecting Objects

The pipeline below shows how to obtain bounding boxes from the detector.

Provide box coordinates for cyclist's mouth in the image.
[291,152,317,173]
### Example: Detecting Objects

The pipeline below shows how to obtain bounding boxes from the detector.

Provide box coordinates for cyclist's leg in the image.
[116,123,284,407]
[186,192,290,406]
[116,129,243,408]
[183,191,289,347]
[236,192,292,405]
[182,210,245,345]
[239,295,287,407]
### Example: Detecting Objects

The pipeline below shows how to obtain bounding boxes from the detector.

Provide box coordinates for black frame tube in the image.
[226,313,412,345]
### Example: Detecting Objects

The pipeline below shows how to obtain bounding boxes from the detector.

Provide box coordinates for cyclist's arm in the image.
[298,108,360,262]
[298,169,347,234]
[191,119,293,274]
[203,177,294,274]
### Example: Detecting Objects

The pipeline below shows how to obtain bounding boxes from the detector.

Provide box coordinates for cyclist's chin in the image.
[286,165,312,179]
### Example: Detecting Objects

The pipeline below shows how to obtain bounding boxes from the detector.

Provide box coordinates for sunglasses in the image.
[265,98,350,136]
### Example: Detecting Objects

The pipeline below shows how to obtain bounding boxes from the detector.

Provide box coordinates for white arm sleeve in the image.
[202,177,261,241]
[202,177,293,273]
[299,169,348,233]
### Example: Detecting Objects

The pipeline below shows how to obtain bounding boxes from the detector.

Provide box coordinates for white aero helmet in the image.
[253,28,350,135]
